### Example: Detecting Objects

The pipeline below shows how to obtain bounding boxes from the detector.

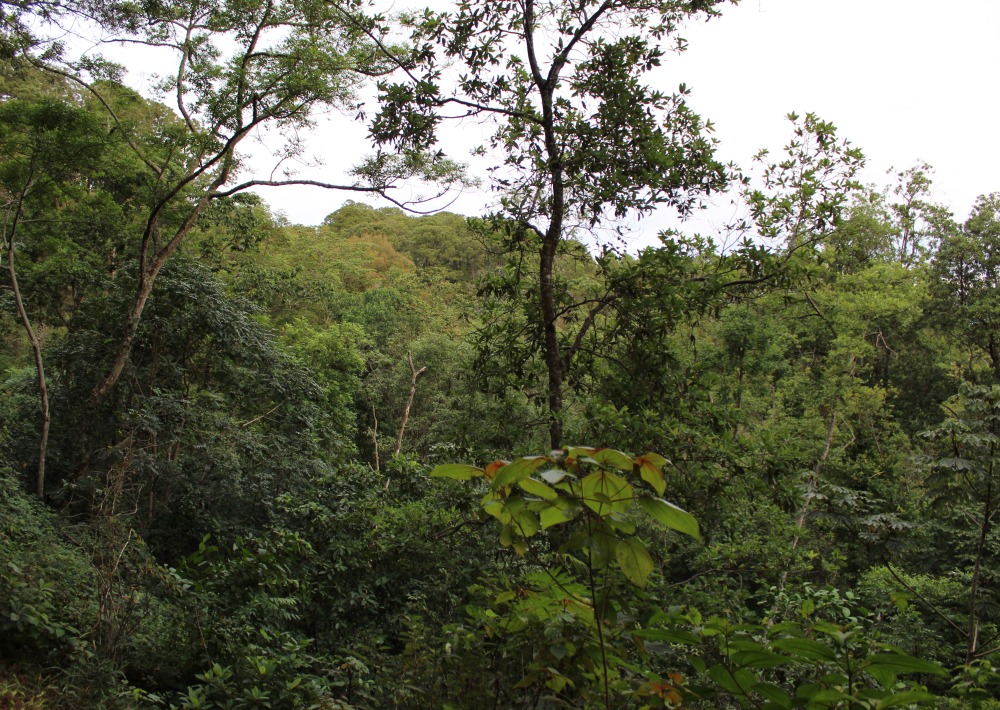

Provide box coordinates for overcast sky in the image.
[228,0,1000,232]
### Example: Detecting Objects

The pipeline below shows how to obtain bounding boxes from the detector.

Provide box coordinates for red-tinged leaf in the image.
[484,460,508,481]
[637,452,669,469]
[638,458,666,496]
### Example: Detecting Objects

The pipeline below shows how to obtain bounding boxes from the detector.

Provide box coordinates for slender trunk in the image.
[967,446,995,664]
[4,187,51,498]
[585,516,611,710]
[522,0,568,450]
[394,351,427,456]
[539,237,563,450]
[371,405,380,474]
[8,240,51,499]
[781,411,837,588]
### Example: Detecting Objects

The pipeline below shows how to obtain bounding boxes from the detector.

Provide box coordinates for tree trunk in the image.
[4,185,51,498]
[539,236,564,450]
[781,411,837,588]
[967,437,997,664]
[394,351,427,456]
[90,170,229,403]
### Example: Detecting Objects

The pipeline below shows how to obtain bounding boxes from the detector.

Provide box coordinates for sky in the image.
[114,0,1000,234]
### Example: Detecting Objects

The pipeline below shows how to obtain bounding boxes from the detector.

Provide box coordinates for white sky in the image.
[115,0,1000,234]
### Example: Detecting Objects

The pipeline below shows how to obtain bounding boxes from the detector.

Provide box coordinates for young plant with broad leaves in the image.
[433,446,700,707]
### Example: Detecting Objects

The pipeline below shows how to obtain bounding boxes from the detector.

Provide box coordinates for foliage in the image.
[4,2,1000,706]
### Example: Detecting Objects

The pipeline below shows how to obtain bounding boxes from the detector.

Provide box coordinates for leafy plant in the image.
[433,446,700,707]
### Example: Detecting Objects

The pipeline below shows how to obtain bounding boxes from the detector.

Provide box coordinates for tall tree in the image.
[0,96,112,496]
[373,0,732,448]
[932,194,1000,382]
[8,0,461,403]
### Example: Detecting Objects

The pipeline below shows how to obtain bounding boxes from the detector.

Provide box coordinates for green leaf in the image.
[565,446,598,462]
[637,496,700,539]
[770,637,838,663]
[865,663,896,690]
[582,530,616,569]
[493,456,551,488]
[708,664,754,696]
[510,508,540,538]
[582,470,633,516]
[590,448,634,471]
[637,452,668,469]
[866,652,946,676]
[615,538,654,588]
[731,650,788,669]
[518,477,557,500]
[539,502,574,529]
[753,683,792,708]
[430,464,483,480]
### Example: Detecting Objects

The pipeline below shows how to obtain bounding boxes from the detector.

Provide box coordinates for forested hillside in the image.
[2,0,1000,708]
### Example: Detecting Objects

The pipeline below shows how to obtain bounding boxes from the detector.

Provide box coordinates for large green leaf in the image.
[430,464,483,480]
[753,683,792,708]
[805,689,854,704]
[637,496,700,539]
[590,448,634,471]
[518,477,557,500]
[866,652,946,676]
[582,470,633,516]
[539,468,569,485]
[708,664,754,696]
[510,508,540,538]
[539,503,573,529]
[770,637,837,663]
[565,446,598,462]
[582,530,616,569]
[615,538,654,587]
[493,456,551,488]
[731,650,788,669]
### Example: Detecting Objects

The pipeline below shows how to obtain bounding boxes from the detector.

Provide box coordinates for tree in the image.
[932,194,1000,382]
[0,96,113,496]
[9,0,462,405]
[921,383,1000,665]
[373,0,732,448]
[887,163,948,266]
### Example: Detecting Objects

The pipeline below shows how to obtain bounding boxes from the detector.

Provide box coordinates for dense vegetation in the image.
[2,0,1000,707]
